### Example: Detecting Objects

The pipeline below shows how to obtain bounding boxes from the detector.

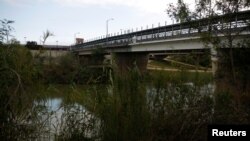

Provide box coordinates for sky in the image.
[0,0,192,45]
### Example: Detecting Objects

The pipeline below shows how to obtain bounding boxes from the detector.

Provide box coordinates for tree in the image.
[167,1,250,125]
[166,0,191,23]
[167,0,250,81]
[0,19,14,44]
[25,41,44,50]
[41,29,54,45]
[10,38,20,45]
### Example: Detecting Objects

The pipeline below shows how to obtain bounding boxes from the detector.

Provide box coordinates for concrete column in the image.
[112,52,149,74]
[210,47,218,76]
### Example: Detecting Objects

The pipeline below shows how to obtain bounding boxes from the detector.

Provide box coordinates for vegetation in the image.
[41,30,54,45]
[25,41,43,50]
[1,40,249,140]
[0,44,40,140]
[0,19,14,44]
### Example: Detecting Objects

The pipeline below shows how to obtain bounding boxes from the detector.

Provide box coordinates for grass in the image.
[24,69,214,141]
[148,60,174,69]
[148,70,213,85]
[1,68,247,141]
[148,59,211,71]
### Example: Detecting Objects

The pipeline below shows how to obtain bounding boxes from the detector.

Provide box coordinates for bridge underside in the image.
[76,49,210,75]
[75,35,250,74]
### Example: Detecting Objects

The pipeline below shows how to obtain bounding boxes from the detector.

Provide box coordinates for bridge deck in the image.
[73,10,250,53]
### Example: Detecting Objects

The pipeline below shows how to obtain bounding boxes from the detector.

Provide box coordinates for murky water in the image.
[35,98,98,140]
[31,80,214,140]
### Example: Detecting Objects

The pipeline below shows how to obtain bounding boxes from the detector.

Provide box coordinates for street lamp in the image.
[106,18,114,37]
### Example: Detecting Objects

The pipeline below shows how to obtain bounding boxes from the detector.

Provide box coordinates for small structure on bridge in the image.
[75,38,84,45]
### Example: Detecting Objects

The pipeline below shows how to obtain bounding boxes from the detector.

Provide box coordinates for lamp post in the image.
[106,18,114,37]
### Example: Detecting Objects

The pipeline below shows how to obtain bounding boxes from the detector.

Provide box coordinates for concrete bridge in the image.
[72,10,250,74]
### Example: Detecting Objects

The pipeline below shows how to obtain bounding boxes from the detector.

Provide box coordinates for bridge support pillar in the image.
[112,52,149,74]
[211,47,218,76]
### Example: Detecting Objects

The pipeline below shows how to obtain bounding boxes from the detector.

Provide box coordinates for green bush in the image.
[0,44,41,140]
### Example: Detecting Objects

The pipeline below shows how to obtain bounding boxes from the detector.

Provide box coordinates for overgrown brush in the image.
[0,44,45,140]
[1,44,249,141]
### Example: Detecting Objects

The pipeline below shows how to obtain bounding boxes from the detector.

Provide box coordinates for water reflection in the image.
[35,98,98,140]
[32,81,214,140]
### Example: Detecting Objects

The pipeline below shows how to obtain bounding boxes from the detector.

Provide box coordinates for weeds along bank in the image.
[214,47,250,125]
[0,44,39,140]
[1,44,250,141]
[0,44,108,140]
